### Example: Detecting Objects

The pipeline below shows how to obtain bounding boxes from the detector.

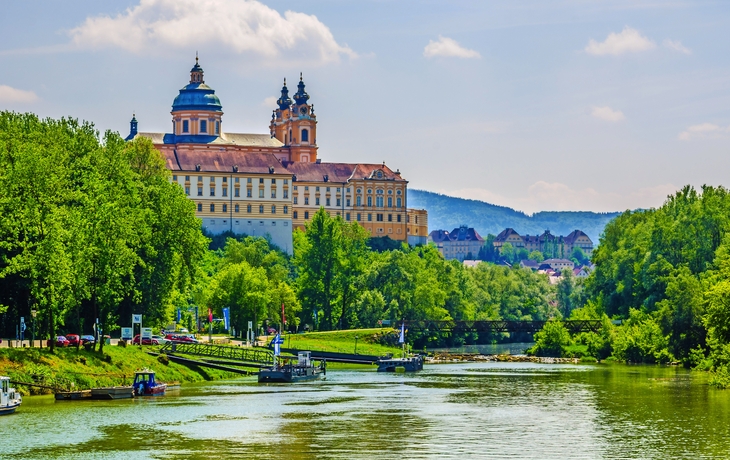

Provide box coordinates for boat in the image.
[0,376,22,415]
[258,351,326,383]
[377,355,424,372]
[133,369,167,396]
[55,390,92,401]
[91,386,134,400]
[376,322,424,372]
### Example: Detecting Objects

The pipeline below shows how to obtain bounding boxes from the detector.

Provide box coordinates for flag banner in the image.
[208,308,213,323]
[223,307,230,330]
[282,303,286,324]
[274,334,282,356]
[177,308,181,322]
[399,322,405,344]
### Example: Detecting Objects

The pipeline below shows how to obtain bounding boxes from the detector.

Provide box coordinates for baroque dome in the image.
[172,83,222,112]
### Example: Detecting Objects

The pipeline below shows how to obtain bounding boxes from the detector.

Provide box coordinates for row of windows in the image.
[191,187,289,199]
[207,220,289,228]
[290,196,403,208]
[197,203,289,214]
[174,176,289,185]
[289,185,402,196]
[291,211,401,223]
[181,119,220,135]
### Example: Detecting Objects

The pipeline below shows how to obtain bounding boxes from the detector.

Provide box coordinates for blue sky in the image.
[2,0,729,213]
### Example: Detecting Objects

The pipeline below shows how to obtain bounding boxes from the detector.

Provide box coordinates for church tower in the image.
[171,56,223,139]
[269,74,318,163]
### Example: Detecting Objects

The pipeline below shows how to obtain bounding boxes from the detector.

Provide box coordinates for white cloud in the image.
[585,26,655,56]
[68,0,356,65]
[663,39,691,55]
[437,182,678,214]
[262,96,277,107]
[0,85,39,103]
[424,36,480,59]
[591,106,625,122]
[678,123,730,141]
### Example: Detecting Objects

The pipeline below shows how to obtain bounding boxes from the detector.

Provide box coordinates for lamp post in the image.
[31,309,37,348]
[354,335,359,355]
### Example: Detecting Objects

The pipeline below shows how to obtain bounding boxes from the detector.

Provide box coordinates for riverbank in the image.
[428,353,583,364]
[279,328,402,357]
[0,345,242,395]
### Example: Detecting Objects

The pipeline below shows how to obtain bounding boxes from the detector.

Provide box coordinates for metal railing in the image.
[160,341,274,366]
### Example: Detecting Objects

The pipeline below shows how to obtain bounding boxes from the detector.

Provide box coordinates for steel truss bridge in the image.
[401,320,602,334]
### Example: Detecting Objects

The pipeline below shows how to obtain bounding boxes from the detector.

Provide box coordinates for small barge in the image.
[91,386,134,400]
[133,369,167,396]
[377,355,424,372]
[0,376,22,415]
[258,351,326,383]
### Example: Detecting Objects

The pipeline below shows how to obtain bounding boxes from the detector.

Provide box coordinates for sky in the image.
[1,0,729,214]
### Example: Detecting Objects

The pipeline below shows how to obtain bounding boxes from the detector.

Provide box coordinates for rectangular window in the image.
[197,203,202,212]
[294,197,298,205]
[293,211,298,219]
[259,178,264,184]
[235,177,239,183]
[346,213,350,221]
[367,196,372,207]
[377,214,383,222]
[283,205,288,214]
[222,177,227,183]
[304,211,309,220]
[336,198,341,206]
[271,205,276,214]
[247,188,252,198]
[222,204,227,213]
[284,179,289,185]
[316,186,320,192]
[271,190,276,199]
[368,214,372,222]
[305,197,309,205]
[182,120,189,133]
[388,214,392,222]
[397,214,401,222]
[185,186,190,195]
[356,196,361,206]
[210,187,215,196]
[198,187,203,196]
[293,185,297,190]
[326,187,330,192]
[271,178,276,184]
[305,186,309,191]
[235,188,240,197]
[259,205,264,214]
[259,189,264,198]
[388,197,392,207]
[326,198,330,206]
[173,175,178,181]
[247,178,252,184]
[247,205,252,213]
[222,188,228,197]
[210,204,215,212]
[283,190,288,199]
[357,213,361,221]
[346,199,350,207]
[185,175,190,181]
[316,198,320,206]
[200,120,207,133]
[337,187,340,192]
[235,204,240,213]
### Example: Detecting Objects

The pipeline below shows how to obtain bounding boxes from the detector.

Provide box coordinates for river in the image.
[2,362,729,459]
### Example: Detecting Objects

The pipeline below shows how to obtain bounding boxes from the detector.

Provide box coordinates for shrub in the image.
[528,321,572,357]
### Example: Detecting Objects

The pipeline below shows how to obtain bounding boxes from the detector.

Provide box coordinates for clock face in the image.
[300,107,307,115]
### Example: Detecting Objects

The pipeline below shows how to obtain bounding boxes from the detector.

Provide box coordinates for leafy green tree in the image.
[477,235,497,262]
[208,261,270,335]
[528,251,544,263]
[528,321,572,357]
[556,269,575,318]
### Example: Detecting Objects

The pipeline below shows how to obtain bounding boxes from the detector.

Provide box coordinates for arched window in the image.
[356,196,361,206]
[376,196,384,207]
[388,197,392,207]
[396,197,401,208]
[367,196,372,207]
[301,129,309,142]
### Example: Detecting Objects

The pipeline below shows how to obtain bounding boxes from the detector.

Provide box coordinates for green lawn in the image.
[278,328,401,357]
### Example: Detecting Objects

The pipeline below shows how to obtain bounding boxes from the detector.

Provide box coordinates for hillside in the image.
[408,190,621,242]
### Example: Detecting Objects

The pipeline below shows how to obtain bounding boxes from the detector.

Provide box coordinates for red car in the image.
[66,334,80,346]
[132,335,159,345]
[165,334,198,343]
[47,336,69,347]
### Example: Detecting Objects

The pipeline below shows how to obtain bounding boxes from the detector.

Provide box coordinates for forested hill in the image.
[408,189,622,242]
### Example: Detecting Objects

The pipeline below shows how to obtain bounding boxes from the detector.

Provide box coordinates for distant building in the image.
[539,258,575,272]
[493,228,593,258]
[463,260,483,268]
[428,226,484,261]
[519,259,539,270]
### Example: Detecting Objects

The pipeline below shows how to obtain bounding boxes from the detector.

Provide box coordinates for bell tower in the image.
[269,74,318,163]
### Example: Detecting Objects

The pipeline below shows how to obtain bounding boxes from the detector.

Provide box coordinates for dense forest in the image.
[409,189,620,242]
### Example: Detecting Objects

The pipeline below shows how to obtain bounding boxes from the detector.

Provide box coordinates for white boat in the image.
[0,376,22,415]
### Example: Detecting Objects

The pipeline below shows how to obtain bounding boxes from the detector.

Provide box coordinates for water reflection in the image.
[1,363,729,459]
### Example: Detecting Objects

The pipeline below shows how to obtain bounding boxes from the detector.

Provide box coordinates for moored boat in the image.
[55,389,92,401]
[377,356,424,372]
[258,351,326,383]
[91,386,134,400]
[133,369,167,396]
[0,376,22,415]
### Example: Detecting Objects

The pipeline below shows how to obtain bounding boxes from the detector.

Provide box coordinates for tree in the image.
[477,235,497,262]
[529,321,571,357]
[556,269,575,318]
[529,251,544,263]
[500,243,515,264]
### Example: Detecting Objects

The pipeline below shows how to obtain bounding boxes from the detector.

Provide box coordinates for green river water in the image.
[1,362,729,459]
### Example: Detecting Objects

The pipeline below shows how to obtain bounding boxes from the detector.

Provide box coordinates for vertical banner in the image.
[208,308,213,323]
[222,307,230,331]
[177,308,181,323]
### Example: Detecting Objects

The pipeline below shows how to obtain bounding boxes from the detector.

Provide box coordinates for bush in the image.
[528,321,572,357]
[612,309,674,364]
[579,356,598,363]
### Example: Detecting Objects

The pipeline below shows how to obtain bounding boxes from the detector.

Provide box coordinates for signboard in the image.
[141,327,152,340]
[223,307,230,330]
[121,327,133,340]
[132,314,142,324]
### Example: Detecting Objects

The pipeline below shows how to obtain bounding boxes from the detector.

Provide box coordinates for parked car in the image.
[80,335,96,345]
[132,335,159,345]
[165,334,198,343]
[266,327,278,335]
[151,335,169,345]
[66,334,80,346]
[47,336,69,347]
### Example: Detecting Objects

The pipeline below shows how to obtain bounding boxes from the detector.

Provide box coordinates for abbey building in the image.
[126,59,428,253]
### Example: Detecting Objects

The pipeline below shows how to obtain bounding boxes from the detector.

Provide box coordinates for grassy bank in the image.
[0,345,243,396]
[280,328,402,357]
